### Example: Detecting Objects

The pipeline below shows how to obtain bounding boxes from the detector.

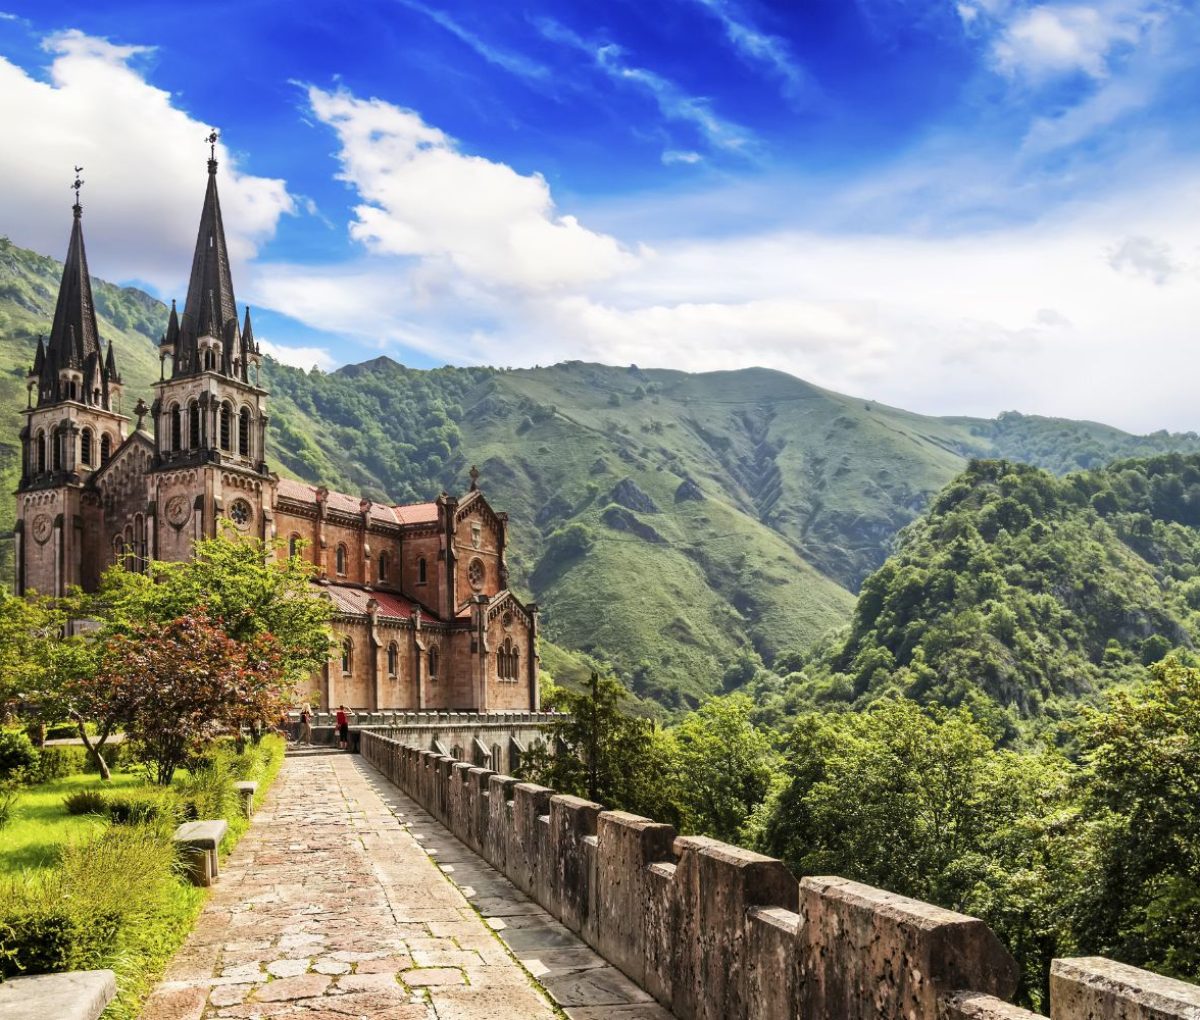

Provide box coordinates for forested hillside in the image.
[761,455,1200,736]
[6,234,1200,709]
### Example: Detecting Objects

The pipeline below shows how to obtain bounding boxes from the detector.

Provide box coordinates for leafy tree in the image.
[92,528,332,692]
[759,699,1077,1008]
[1069,658,1200,980]
[521,673,676,821]
[667,694,776,843]
[94,610,289,784]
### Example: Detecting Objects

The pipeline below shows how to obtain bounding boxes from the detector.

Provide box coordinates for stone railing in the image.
[298,710,560,772]
[360,731,1200,1020]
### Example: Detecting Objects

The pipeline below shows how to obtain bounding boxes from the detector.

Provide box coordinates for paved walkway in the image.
[141,752,670,1020]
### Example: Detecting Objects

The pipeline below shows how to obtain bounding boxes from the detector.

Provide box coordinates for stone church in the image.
[14,152,539,714]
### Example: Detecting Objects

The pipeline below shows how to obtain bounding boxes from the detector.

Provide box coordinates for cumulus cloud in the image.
[1107,234,1181,284]
[306,85,634,291]
[0,30,294,296]
[254,131,1200,431]
[986,2,1159,81]
[256,337,337,372]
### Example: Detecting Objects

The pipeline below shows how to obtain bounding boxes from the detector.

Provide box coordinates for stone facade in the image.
[14,159,539,714]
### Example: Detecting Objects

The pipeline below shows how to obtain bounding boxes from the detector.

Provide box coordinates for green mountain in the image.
[768,455,1200,737]
[5,234,1200,709]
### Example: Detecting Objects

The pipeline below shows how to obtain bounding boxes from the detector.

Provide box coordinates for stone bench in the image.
[0,969,115,1020]
[234,780,258,818]
[173,820,229,887]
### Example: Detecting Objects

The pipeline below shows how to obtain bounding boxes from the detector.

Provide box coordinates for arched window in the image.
[418,557,427,584]
[100,433,112,465]
[204,349,215,371]
[378,551,389,583]
[123,524,135,572]
[238,407,251,456]
[219,403,231,451]
[66,380,76,401]
[288,533,301,558]
[497,638,518,681]
[134,514,145,573]
[170,404,181,452]
[52,429,62,471]
[80,428,93,468]
[113,535,124,566]
[188,402,200,448]
[36,431,46,473]
[341,639,352,675]
[429,647,439,679]
[335,544,347,575]
[387,643,398,677]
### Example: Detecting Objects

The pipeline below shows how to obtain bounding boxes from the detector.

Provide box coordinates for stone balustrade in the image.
[294,709,560,772]
[359,729,1200,1020]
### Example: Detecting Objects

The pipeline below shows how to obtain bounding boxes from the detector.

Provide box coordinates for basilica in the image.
[14,150,539,714]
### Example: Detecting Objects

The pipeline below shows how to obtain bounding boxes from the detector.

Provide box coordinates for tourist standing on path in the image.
[336,705,349,750]
[299,704,312,744]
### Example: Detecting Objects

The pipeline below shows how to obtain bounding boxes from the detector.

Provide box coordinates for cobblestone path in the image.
[140,752,561,1020]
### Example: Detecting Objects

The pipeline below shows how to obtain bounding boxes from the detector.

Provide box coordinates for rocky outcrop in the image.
[602,506,665,544]
[610,478,658,513]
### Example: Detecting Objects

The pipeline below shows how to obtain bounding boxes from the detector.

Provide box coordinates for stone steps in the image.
[284,746,348,758]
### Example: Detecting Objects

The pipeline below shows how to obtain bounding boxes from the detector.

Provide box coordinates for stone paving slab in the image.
[357,764,677,1020]
[139,753,563,1020]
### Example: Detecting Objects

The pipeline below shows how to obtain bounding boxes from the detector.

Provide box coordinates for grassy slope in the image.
[0,771,143,873]
[7,236,1200,706]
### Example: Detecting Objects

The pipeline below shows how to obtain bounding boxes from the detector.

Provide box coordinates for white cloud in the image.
[685,0,811,104]
[662,149,704,165]
[395,0,552,85]
[256,336,337,372]
[305,85,634,291]
[0,30,293,297]
[1106,235,1181,284]
[535,18,757,157]
[990,2,1158,81]
[256,132,1200,432]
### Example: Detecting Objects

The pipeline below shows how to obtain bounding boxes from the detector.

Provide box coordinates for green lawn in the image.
[1,771,145,875]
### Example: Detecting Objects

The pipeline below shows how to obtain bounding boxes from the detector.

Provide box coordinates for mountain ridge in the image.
[5,234,1200,707]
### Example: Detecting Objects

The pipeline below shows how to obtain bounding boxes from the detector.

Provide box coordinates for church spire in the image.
[35,169,106,408]
[175,129,244,380]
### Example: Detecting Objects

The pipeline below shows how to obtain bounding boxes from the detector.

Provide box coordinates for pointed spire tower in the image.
[169,130,257,382]
[29,170,118,410]
[18,167,132,599]
[150,128,271,549]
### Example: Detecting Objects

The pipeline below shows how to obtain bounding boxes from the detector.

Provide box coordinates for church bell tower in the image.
[15,170,127,595]
[148,131,274,560]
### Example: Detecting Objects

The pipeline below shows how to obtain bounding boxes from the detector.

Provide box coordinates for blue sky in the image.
[0,1,1198,430]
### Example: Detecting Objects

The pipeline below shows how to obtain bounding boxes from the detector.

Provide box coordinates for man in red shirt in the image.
[335,705,350,750]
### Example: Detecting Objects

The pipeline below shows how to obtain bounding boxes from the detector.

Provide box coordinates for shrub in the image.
[0,731,37,780]
[103,789,181,827]
[30,748,74,783]
[0,826,179,978]
[176,762,237,822]
[24,744,123,784]
[0,782,19,828]
[63,789,107,816]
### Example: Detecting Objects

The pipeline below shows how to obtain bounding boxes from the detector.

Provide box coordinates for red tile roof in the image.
[276,478,440,527]
[321,583,440,622]
[394,502,439,525]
